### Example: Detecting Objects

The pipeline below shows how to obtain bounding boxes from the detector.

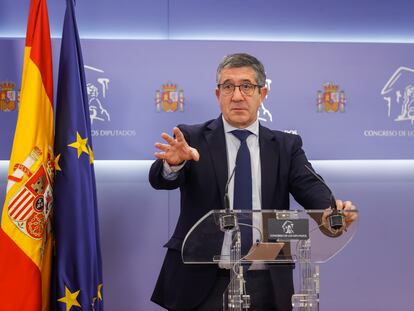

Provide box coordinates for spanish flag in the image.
[0,0,54,310]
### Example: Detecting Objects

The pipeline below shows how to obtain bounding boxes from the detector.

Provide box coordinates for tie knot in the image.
[231,130,252,142]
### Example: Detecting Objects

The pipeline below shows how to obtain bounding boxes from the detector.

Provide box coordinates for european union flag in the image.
[51,0,104,310]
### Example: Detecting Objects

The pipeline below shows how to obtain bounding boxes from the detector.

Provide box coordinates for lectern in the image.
[181,209,358,311]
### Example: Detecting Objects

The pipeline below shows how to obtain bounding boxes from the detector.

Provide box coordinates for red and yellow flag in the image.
[0,0,54,310]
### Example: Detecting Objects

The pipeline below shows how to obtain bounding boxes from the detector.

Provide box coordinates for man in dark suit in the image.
[149,53,356,311]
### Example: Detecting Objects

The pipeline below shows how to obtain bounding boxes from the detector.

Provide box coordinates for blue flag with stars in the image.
[51,0,104,310]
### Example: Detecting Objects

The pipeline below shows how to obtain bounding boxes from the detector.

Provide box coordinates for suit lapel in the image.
[204,117,228,209]
[259,125,279,210]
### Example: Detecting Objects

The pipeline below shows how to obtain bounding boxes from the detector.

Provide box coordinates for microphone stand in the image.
[220,166,237,231]
[292,165,345,311]
[219,165,250,311]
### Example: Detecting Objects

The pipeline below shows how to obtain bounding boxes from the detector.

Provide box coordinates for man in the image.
[149,53,356,311]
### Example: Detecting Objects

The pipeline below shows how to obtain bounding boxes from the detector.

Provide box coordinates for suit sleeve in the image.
[288,135,331,210]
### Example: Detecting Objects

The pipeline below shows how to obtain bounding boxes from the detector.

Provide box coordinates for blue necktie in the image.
[231,130,253,255]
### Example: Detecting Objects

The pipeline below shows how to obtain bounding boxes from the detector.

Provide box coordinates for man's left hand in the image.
[335,200,358,228]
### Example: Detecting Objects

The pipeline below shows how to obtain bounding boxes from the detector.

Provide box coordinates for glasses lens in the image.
[221,83,235,95]
[240,83,255,95]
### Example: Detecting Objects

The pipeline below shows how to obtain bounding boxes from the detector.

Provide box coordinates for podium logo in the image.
[268,219,309,241]
[381,66,414,125]
[282,220,295,234]
[316,83,346,113]
[155,83,184,112]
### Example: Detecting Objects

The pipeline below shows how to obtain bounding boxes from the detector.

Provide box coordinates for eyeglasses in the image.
[217,82,262,96]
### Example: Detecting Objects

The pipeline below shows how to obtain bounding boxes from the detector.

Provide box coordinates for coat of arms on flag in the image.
[7,147,54,241]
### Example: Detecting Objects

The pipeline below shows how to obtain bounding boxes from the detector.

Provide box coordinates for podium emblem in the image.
[268,219,309,241]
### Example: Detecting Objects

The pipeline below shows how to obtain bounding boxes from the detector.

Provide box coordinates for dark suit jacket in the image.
[149,116,331,311]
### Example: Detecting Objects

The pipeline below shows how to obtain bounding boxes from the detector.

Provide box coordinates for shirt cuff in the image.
[161,160,186,180]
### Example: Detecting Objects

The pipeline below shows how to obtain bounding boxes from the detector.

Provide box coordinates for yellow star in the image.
[68,132,89,158]
[97,283,103,301]
[57,286,81,311]
[88,145,94,164]
[54,154,62,171]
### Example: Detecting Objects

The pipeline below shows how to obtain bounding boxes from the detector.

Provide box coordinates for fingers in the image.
[337,200,356,214]
[335,199,354,210]
[173,127,186,143]
[154,151,167,160]
[154,128,199,163]
[345,204,358,223]
[335,199,358,226]
[343,200,353,210]
[335,199,343,210]
[189,147,200,161]
[171,128,199,161]
[161,132,176,146]
[161,128,188,146]
[154,142,170,152]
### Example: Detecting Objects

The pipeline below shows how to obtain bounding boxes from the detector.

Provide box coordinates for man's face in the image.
[216,66,267,128]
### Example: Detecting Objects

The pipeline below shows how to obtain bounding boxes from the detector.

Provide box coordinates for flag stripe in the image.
[9,189,31,210]
[0,229,41,311]
[25,0,53,104]
[24,0,39,47]
[11,199,34,221]
[9,190,34,220]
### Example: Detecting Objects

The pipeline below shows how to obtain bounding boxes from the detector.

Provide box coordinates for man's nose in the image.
[231,86,244,100]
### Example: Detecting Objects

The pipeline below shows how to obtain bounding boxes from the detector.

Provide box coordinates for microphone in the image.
[304,164,344,231]
[220,165,237,231]
[224,165,237,211]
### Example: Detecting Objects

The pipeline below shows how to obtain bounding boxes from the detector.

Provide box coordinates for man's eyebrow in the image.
[221,79,254,84]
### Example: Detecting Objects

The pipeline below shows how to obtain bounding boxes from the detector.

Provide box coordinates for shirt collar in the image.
[222,115,259,136]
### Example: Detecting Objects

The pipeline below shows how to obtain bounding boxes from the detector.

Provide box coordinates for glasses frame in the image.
[217,82,263,96]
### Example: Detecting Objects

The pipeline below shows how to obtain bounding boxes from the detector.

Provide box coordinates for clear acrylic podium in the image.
[181,209,358,311]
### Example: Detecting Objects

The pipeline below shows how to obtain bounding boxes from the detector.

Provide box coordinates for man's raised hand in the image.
[154,127,200,165]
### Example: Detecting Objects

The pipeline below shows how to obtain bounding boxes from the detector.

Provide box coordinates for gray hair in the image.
[216,53,266,86]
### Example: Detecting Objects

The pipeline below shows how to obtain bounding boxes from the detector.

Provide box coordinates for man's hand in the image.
[322,200,358,233]
[154,127,200,165]
[335,200,358,228]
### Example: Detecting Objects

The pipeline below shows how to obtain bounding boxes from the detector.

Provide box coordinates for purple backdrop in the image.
[1,37,414,311]
[1,39,414,160]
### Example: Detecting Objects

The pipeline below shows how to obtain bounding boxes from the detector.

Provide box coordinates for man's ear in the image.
[215,88,220,99]
[260,86,268,100]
